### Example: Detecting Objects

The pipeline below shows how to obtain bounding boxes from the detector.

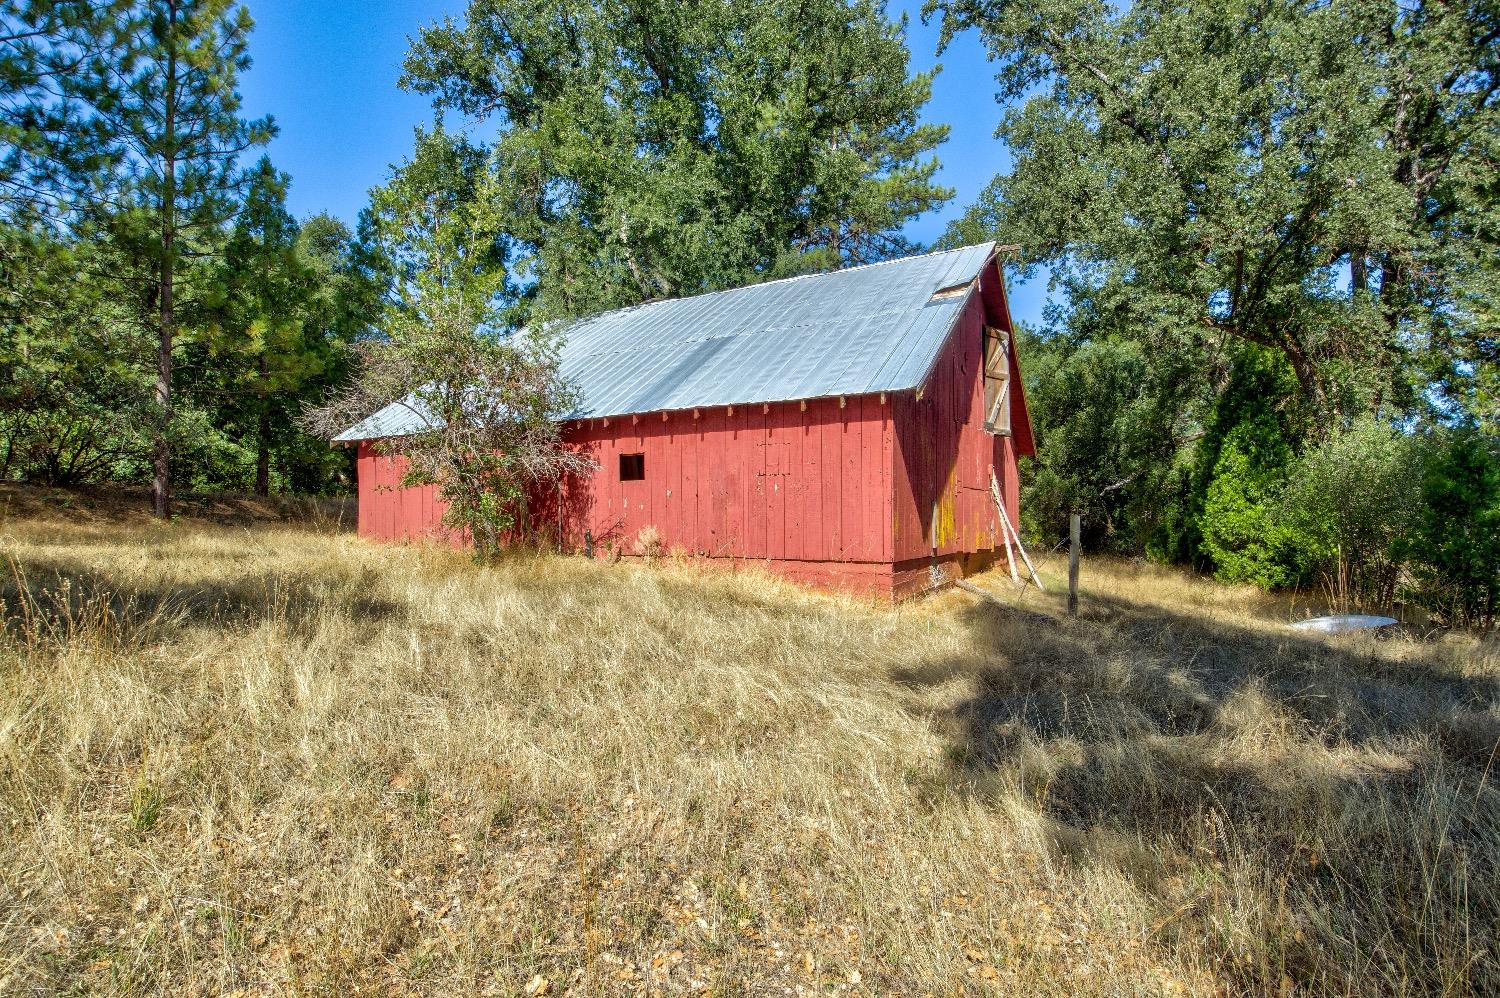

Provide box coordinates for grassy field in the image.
[1,489,1496,996]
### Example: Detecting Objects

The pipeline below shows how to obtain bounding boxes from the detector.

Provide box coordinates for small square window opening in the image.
[619,453,645,481]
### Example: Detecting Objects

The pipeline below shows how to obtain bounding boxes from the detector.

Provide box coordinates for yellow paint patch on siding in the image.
[932,465,958,548]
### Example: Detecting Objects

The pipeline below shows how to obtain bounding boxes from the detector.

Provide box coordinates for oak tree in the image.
[400,0,953,320]
[934,0,1499,425]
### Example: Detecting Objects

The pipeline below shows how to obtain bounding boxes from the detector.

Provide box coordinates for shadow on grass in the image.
[902,593,1500,992]
[0,552,405,646]
[0,482,357,530]
[915,594,1499,767]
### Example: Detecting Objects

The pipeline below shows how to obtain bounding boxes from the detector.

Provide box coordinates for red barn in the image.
[336,243,1034,600]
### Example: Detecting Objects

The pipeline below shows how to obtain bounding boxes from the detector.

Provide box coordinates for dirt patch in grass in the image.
[0,509,1495,995]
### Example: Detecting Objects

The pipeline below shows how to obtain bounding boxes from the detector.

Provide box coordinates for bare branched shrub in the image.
[305,320,592,556]
[303,131,594,555]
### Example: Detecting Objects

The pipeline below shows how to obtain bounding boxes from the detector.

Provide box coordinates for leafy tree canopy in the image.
[933,0,1499,425]
[399,0,953,320]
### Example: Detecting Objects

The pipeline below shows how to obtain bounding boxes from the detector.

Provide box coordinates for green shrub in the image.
[1019,331,1192,552]
[1277,420,1421,610]
[1405,433,1500,630]
[1151,346,1305,573]
[1198,413,1305,588]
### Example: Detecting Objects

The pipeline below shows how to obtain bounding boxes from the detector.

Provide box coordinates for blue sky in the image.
[235,1,1049,325]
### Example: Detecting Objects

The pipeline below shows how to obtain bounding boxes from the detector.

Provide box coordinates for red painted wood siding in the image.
[355,443,451,543]
[890,263,1026,564]
[547,396,894,563]
[361,398,900,566]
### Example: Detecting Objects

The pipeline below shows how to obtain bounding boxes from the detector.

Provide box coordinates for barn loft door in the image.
[982,326,1012,436]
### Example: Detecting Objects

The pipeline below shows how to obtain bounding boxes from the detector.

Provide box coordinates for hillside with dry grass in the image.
[0,493,1496,996]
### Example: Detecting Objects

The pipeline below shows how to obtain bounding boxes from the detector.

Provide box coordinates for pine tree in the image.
[209,156,303,495]
[0,1,130,213]
[83,0,272,515]
[204,163,366,496]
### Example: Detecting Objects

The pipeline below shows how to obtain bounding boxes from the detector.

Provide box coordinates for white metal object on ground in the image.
[1289,614,1399,634]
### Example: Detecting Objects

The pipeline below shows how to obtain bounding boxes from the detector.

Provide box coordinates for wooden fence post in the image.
[1068,514,1081,617]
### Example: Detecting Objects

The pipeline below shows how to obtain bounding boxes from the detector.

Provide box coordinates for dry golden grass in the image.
[0,495,1496,996]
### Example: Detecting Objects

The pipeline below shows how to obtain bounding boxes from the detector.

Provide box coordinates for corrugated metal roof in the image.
[335,242,996,441]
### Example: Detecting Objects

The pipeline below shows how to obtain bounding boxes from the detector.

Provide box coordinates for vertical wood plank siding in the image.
[890,266,1024,567]
[550,394,894,565]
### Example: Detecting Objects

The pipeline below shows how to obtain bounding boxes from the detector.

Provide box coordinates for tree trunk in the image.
[153,253,173,518]
[152,8,179,519]
[1371,257,1404,420]
[1283,339,1330,429]
[255,414,271,496]
[255,353,270,496]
